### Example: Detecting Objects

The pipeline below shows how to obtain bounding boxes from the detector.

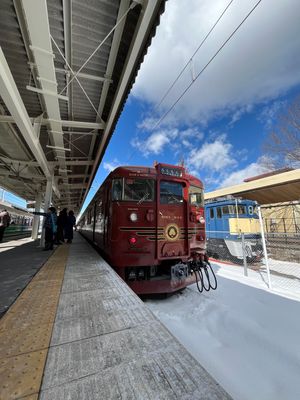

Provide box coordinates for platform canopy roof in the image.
[204,169,300,205]
[0,0,165,211]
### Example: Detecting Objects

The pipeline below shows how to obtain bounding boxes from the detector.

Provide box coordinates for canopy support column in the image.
[40,178,53,247]
[31,192,42,240]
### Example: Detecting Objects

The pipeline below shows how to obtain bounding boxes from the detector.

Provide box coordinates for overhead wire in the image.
[152,0,263,131]
[127,0,262,164]
[125,0,235,164]
[155,0,235,111]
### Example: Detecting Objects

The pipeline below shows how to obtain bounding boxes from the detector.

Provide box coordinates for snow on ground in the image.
[146,262,300,400]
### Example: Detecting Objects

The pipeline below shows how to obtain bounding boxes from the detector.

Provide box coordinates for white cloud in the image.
[131,130,171,156]
[131,127,204,156]
[220,158,271,187]
[103,159,121,173]
[133,0,300,126]
[188,135,235,172]
[229,104,253,126]
[181,128,204,140]
[258,100,287,129]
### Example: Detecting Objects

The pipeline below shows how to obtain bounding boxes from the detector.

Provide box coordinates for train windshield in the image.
[112,178,155,202]
[237,205,246,215]
[160,181,183,204]
[222,205,235,214]
[189,186,204,207]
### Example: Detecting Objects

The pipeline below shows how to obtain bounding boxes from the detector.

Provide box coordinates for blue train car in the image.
[205,198,262,262]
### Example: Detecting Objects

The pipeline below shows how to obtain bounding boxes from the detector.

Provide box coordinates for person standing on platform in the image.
[43,207,57,250]
[65,210,76,243]
[32,207,57,250]
[56,208,68,244]
[0,209,11,242]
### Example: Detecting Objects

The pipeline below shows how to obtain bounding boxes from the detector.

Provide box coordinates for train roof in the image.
[205,198,257,207]
[109,165,203,185]
[0,202,31,216]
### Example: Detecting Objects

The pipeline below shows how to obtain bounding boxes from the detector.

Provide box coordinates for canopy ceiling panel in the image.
[0,0,166,211]
[205,170,300,205]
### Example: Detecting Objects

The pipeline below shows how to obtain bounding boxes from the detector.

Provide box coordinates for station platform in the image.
[0,233,231,400]
[0,237,54,317]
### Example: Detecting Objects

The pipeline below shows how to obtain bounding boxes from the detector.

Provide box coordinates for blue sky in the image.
[81,0,300,214]
[0,188,27,208]
[4,0,300,214]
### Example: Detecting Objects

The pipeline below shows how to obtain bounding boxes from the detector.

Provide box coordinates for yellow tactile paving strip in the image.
[0,245,69,400]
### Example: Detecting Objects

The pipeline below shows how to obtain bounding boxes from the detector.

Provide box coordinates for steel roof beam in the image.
[17,0,70,201]
[78,0,131,204]
[62,0,73,121]
[0,156,40,168]
[0,115,104,130]
[61,183,88,189]
[52,160,94,166]
[82,0,162,206]
[0,48,60,198]
[55,68,113,83]
[0,156,94,167]
[96,0,130,120]
[0,171,45,180]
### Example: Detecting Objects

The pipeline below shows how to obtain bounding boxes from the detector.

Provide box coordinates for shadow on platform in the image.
[0,239,54,317]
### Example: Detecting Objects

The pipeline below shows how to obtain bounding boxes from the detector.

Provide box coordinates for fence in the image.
[264,218,300,234]
[206,230,264,271]
[206,215,300,296]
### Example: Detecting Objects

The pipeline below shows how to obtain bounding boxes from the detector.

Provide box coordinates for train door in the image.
[103,185,110,248]
[206,206,216,239]
[157,180,189,259]
[103,182,112,248]
[215,206,223,239]
[92,202,97,243]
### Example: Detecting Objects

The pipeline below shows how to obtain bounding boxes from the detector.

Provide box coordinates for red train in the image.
[78,163,216,294]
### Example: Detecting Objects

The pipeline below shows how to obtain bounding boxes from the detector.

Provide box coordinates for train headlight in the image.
[129,212,138,222]
[197,215,205,224]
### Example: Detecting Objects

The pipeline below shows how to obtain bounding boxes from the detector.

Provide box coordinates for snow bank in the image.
[146,268,300,400]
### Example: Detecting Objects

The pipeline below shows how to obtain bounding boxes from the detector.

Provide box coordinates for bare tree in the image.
[263,95,300,168]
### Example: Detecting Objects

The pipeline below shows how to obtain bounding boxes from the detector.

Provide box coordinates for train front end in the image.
[110,163,210,294]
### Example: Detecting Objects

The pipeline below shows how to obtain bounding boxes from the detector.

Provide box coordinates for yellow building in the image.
[261,202,300,234]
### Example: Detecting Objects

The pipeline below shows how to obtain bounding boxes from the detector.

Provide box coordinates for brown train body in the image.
[78,163,207,294]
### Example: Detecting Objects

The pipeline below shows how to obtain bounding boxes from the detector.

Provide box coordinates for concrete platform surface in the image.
[39,234,232,399]
[0,237,54,317]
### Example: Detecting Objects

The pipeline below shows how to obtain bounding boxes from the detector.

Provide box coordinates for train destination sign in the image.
[160,166,183,177]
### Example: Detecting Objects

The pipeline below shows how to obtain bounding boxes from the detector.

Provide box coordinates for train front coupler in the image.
[188,255,218,293]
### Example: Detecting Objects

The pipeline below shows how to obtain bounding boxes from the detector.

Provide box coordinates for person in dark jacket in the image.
[32,207,57,250]
[43,207,57,250]
[0,209,11,242]
[56,208,68,243]
[65,210,76,243]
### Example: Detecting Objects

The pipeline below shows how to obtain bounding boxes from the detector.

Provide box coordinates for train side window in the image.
[237,205,246,215]
[87,209,92,224]
[112,179,123,201]
[210,208,214,218]
[248,205,253,215]
[96,200,102,221]
[222,206,229,214]
[189,185,204,206]
[217,207,222,218]
[222,205,235,214]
